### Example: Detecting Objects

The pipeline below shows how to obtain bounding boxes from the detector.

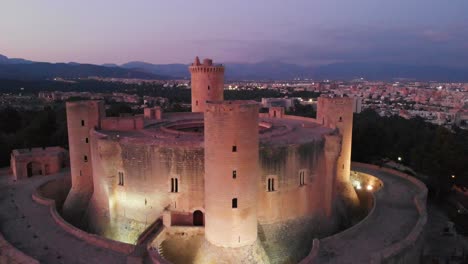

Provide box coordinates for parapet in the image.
[189,57,224,73]
[318,96,354,107]
[144,106,163,120]
[205,100,259,113]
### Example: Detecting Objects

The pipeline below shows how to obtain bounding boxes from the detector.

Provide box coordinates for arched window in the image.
[266,176,277,192]
[81,120,85,126]
[267,178,275,192]
[84,155,88,162]
[170,177,179,193]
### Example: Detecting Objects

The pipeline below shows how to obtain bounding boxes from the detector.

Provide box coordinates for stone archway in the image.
[193,210,204,226]
[27,161,42,177]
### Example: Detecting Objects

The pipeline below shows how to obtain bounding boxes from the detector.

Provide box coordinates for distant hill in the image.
[121,60,468,81]
[0,54,169,80]
[121,60,312,80]
[312,62,468,82]
[2,54,468,81]
[122,61,189,78]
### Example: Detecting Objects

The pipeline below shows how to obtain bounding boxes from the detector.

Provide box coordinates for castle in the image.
[61,57,360,263]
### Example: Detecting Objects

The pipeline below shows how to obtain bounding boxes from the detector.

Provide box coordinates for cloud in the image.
[195,24,468,67]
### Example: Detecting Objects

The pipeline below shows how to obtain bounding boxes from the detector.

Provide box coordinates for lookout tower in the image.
[62,100,104,226]
[317,97,358,208]
[204,100,260,247]
[189,57,224,112]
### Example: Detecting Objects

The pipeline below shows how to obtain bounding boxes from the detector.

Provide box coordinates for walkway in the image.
[0,168,128,264]
[314,164,422,263]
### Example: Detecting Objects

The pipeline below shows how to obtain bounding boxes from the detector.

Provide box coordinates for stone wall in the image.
[86,130,205,244]
[101,116,144,131]
[298,162,427,264]
[32,178,135,255]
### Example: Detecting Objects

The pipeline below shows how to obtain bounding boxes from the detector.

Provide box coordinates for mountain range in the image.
[1,54,468,81]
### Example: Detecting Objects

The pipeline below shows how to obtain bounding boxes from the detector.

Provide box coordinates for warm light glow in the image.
[451,175,456,179]
[356,185,362,190]
[397,157,402,161]
[366,185,373,191]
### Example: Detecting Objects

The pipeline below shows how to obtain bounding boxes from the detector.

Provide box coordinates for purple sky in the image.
[1,0,468,66]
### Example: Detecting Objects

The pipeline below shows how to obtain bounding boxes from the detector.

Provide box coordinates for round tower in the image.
[317,97,359,208]
[189,57,224,112]
[62,100,104,226]
[204,100,259,247]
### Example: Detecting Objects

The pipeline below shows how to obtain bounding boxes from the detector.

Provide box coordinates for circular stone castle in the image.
[10,57,424,264]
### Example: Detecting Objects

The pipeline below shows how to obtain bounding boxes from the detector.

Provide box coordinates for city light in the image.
[397,157,402,161]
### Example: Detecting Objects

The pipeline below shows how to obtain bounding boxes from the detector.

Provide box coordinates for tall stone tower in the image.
[317,97,358,208]
[204,101,259,247]
[189,57,224,112]
[62,100,104,226]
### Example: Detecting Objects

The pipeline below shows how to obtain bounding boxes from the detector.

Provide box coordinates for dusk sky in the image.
[1,0,468,66]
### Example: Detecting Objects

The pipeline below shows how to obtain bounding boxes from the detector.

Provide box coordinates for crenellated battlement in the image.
[189,66,225,73]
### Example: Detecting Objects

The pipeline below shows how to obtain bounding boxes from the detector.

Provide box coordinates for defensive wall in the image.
[299,162,427,264]
[32,177,136,255]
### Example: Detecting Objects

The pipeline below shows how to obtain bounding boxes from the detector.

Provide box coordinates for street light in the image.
[397,157,402,162]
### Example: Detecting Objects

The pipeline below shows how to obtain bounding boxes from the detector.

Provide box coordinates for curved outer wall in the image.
[86,131,205,244]
[204,101,259,247]
[189,58,224,112]
[63,101,104,226]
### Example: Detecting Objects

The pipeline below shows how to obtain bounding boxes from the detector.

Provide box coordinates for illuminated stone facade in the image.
[62,57,358,260]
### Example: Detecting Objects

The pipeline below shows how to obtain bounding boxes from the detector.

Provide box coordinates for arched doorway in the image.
[27,161,42,177]
[193,210,204,226]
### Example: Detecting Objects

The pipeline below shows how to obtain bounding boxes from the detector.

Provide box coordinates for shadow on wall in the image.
[37,175,72,212]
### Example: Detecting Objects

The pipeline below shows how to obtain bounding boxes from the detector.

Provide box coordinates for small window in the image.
[232,198,238,208]
[267,178,275,192]
[232,170,237,179]
[118,172,124,186]
[232,146,237,152]
[81,120,85,126]
[79,170,82,176]
[84,155,88,162]
[299,170,307,186]
[85,138,89,143]
[339,117,343,122]
[171,178,179,193]
[208,85,210,90]
[196,100,198,106]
